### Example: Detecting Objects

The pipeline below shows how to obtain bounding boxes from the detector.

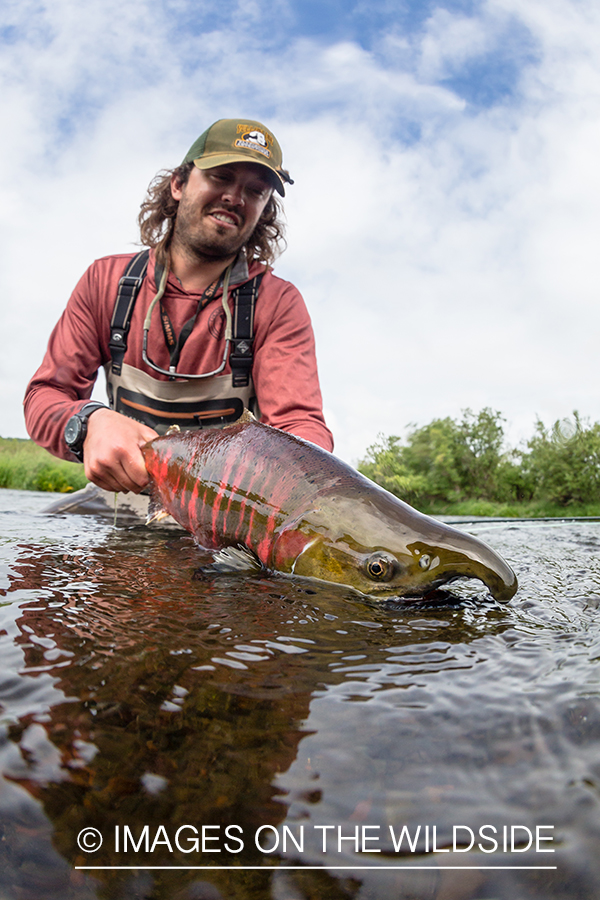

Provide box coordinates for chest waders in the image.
[104,250,264,434]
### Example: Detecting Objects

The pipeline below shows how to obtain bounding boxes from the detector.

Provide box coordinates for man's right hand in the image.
[83,408,159,493]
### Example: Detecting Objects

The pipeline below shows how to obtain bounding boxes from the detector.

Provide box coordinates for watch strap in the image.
[78,402,108,419]
[65,402,108,462]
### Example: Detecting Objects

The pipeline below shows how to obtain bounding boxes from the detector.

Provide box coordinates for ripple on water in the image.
[1,494,600,897]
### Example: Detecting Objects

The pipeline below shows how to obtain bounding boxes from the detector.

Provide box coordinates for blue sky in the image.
[2,0,600,462]
[6,0,539,145]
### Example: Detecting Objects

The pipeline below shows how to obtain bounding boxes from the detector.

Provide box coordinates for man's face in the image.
[170,162,273,262]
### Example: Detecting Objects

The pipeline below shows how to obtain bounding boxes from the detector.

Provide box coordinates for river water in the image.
[1,489,600,900]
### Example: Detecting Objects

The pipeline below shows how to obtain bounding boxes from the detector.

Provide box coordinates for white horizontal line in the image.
[75,865,558,871]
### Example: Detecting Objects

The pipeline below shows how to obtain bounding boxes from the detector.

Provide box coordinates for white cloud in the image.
[418,8,497,81]
[2,0,600,467]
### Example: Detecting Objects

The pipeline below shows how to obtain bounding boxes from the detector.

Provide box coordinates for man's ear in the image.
[170,173,184,201]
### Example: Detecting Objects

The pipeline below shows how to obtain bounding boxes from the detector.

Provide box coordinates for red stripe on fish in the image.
[189,478,201,535]
[242,455,287,558]
[212,447,243,544]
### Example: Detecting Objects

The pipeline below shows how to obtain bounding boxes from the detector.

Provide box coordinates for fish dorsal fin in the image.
[235,408,256,426]
[166,424,181,435]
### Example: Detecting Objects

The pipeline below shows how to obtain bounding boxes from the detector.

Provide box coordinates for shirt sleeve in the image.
[23,260,111,460]
[251,274,334,452]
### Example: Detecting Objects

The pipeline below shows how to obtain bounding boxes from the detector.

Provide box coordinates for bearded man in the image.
[24,118,333,500]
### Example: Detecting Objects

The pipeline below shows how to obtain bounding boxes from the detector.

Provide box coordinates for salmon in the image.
[142,414,518,603]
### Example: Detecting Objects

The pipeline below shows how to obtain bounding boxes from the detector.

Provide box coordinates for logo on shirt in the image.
[208,307,226,340]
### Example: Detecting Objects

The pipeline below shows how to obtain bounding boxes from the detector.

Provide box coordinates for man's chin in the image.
[189,238,245,262]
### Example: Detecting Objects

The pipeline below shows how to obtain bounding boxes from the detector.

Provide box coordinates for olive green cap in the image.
[182,118,293,196]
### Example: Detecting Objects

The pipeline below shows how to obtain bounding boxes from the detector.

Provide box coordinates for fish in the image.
[142,413,518,604]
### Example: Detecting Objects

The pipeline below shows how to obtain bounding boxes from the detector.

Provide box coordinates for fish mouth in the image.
[379,587,458,609]
[408,541,519,605]
[376,570,516,608]
[376,584,468,608]
[369,564,519,606]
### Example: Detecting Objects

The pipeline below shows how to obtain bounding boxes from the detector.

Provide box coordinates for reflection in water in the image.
[1,492,600,898]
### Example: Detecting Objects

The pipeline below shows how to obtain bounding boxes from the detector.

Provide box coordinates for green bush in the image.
[521,413,600,506]
[359,409,600,515]
[358,434,430,505]
[360,408,510,507]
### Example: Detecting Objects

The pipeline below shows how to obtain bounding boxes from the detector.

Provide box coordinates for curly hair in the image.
[138,162,286,267]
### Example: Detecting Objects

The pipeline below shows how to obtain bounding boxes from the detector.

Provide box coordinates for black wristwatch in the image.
[64,402,108,462]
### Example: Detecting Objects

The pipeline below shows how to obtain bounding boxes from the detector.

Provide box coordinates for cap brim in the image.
[192,154,285,196]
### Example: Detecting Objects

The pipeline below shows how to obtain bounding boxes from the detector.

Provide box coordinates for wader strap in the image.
[109,249,151,375]
[109,253,262,382]
[230,273,264,388]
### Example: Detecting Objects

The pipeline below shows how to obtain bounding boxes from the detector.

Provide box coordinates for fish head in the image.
[286,488,518,604]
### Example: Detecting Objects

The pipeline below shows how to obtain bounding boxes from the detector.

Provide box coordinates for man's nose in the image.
[221,181,244,205]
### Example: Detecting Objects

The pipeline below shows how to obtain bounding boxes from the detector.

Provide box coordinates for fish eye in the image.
[364,552,398,582]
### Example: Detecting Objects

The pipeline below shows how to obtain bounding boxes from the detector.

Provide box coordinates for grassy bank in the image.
[0,437,88,493]
[416,498,600,518]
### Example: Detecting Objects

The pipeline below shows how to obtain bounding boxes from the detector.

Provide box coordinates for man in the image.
[24,118,333,502]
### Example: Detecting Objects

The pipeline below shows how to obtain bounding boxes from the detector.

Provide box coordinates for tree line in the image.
[358,409,600,516]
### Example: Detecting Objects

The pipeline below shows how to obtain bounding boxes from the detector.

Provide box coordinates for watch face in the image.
[65,416,83,447]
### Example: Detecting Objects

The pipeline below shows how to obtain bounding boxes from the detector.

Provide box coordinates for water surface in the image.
[1,489,600,899]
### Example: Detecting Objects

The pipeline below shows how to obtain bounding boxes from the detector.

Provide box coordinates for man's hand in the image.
[83,409,158,493]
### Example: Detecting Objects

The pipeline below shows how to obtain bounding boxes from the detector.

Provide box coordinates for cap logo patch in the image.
[234,124,272,159]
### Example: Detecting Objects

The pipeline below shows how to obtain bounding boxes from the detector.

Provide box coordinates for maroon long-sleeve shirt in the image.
[24,250,333,459]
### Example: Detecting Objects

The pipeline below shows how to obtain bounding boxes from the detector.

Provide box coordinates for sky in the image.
[2,0,600,464]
